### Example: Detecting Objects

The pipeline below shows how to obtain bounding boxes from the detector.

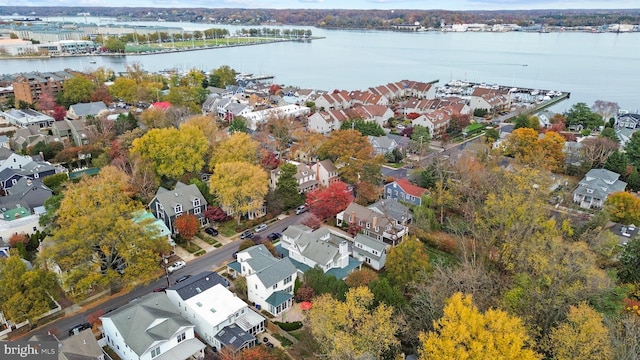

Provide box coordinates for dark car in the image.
[267,232,282,241]
[175,274,192,284]
[240,230,254,239]
[68,322,91,336]
[204,227,219,236]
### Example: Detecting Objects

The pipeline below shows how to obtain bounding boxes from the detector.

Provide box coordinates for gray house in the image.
[573,168,627,209]
[368,135,398,155]
[149,182,208,234]
[67,101,108,120]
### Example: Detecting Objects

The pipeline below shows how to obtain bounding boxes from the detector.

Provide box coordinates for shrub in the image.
[274,321,303,331]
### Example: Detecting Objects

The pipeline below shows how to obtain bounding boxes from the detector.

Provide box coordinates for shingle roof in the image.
[102,292,193,356]
[69,102,107,117]
[168,271,229,300]
[393,178,427,198]
[152,182,207,217]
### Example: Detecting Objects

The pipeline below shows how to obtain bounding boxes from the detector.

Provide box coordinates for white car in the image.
[254,223,268,233]
[167,260,186,274]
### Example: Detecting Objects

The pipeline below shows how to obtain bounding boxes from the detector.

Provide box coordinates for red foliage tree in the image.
[268,84,282,95]
[240,346,277,360]
[347,222,363,237]
[90,85,113,105]
[52,106,67,121]
[260,151,281,171]
[9,232,29,247]
[295,285,316,302]
[203,206,231,223]
[406,112,420,120]
[36,91,56,113]
[87,309,104,327]
[301,213,322,230]
[174,214,199,242]
[305,181,353,220]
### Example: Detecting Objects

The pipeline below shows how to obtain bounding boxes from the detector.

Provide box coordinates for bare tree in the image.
[592,100,620,122]
[580,136,618,168]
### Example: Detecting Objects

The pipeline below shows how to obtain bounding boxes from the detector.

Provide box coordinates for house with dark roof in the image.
[30,328,105,360]
[66,101,108,120]
[384,178,427,206]
[149,182,208,235]
[573,168,627,209]
[227,245,297,316]
[100,292,205,360]
[337,201,410,246]
[10,125,48,152]
[353,233,389,271]
[368,135,398,155]
[279,225,361,279]
[165,271,265,353]
[1,178,52,211]
[617,113,640,129]
[603,221,640,247]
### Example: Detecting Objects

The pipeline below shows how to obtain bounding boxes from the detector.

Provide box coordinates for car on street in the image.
[240,230,254,239]
[267,232,282,241]
[295,205,308,215]
[166,260,186,274]
[175,274,192,284]
[68,322,91,336]
[254,223,268,233]
[153,286,167,292]
[204,227,219,236]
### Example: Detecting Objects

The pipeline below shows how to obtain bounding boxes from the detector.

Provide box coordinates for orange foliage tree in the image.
[174,214,200,244]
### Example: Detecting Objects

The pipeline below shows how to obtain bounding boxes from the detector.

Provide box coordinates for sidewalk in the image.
[174,233,235,262]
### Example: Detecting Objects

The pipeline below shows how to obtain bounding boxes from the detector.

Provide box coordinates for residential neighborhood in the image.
[0,62,638,360]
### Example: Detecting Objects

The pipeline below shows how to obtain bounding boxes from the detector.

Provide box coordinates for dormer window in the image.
[193,198,201,207]
[174,203,183,214]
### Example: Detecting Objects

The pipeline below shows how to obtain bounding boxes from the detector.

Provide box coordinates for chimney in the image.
[350,211,355,224]
[372,216,378,229]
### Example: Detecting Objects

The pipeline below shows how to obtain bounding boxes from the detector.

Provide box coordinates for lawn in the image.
[125,37,279,53]
[180,241,204,254]
[199,234,221,246]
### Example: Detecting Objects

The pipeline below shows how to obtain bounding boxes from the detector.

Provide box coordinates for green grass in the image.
[181,241,204,254]
[199,234,220,246]
[125,37,278,53]
[213,243,223,248]
[219,221,239,237]
[425,246,458,267]
[289,329,303,341]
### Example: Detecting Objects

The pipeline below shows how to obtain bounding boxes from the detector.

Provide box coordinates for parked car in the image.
[68,322,91,336]
[267,232,282,241]
[254,223,268,233]
[175,274,192,284]
[240,230,254,239]
[166,260,186,274]
[204,227,219,236]
[153,286,167,293]
[295,205,308,215]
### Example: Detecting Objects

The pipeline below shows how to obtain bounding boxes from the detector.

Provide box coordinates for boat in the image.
[89,60,96,64]
[522,64,528,66]
[531,90,539,96]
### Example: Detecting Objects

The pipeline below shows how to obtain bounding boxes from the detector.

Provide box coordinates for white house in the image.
[573,168,627,209]
[336,200,410,246]
[269,161,318,193]
[100,292,206,360]
[352,233,389,271]
[165,271,265,353]
[1,109,54,128]
[307,109,350,135]
[313,159,339,187]
[279,225,361,279]
[227,245,298,316]
[243,104,310,130]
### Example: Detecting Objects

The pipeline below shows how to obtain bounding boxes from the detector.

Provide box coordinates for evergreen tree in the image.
[625,132,640,168]
[275,163,305,210]
[604,150,628,175]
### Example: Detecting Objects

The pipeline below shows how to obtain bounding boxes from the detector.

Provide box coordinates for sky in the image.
[4,0,640,10]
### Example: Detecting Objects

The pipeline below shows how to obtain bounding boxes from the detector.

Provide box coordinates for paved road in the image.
[18,214,305,341]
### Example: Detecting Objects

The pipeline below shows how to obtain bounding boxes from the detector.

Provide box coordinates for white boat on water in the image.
[531,90,539,96]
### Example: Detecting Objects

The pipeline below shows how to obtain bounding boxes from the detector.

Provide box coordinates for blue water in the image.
[1,17,639,113]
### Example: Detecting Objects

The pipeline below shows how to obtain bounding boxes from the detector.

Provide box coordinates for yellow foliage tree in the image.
[539,131,566,172]
[504,128,565,172]
[605,191,640,225]
[385,237,431,288]
[131,126,208,179]
[418,292,541,360]
[308,286,399,360]
[140,107,172,129]
[549,303,613,360]
[208,162,268,224]
[209,132,259,170]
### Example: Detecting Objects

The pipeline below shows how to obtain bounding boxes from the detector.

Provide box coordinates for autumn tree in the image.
[181,115,222,147]
[592,100,620,123]
[57,75,96,108]
[301,213,322,230]
[203,206,231,223]
[605,191,640,225]
[174,214,200,245]
[36,90,56,112]
[318,129,379,185]
[109,77,138,104]
[209,132,259,170]
[52,106,66,121]
[41,166,170,295]
[209,162,268,224]
[418,292,541,360]
[345,268,378,288]
[291,129,325,162]
[275,163,305,210]
[308,286,399,360]
[131,126,208,180]
[306,181,353,220]
[0,252,59,324]
[548,303,613,360]
[581,136,619,169]
[385,237,431,288]
[140,107,172,129]
[211,65,237,88]
[538,131,566,172]
[239,346,277,360]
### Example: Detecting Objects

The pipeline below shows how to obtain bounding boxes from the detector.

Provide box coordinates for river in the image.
[1,17,639,113]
